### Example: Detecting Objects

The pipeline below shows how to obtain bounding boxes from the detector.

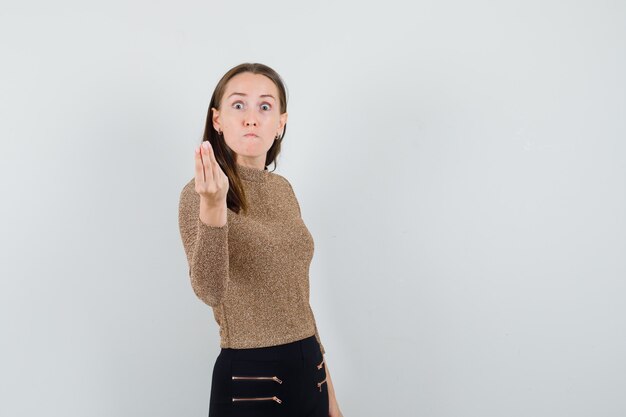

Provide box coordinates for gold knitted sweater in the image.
[178,162,325,354]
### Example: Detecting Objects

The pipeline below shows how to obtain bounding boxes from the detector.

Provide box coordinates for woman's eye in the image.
[261,103,271,111]
[233,102,244,109]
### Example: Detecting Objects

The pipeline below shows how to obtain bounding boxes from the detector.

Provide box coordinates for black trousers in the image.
[208,335,329,417]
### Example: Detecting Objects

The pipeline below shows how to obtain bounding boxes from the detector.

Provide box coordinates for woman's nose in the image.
[244,111,258,126]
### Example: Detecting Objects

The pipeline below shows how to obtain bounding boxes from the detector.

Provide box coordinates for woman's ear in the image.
[211,107,221,132]
[279,111,288,133]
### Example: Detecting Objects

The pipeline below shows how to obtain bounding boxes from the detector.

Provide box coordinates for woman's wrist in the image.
[199,198,227,227]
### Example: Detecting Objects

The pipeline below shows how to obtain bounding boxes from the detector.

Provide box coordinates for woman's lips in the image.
[244,134,258,137]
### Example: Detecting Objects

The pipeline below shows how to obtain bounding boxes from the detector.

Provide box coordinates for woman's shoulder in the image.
[180,177,195,193]
[180,172,294,198]
[267,172,302,205]
[179,177,198,204]
[268,171,294,189]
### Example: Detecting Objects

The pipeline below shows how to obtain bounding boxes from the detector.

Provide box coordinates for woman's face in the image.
[212,72,287,167]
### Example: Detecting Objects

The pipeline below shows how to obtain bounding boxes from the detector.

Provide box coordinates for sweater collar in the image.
[236,162,269,183]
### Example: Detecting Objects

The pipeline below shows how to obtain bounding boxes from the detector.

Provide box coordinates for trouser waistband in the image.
[219,335,320,361]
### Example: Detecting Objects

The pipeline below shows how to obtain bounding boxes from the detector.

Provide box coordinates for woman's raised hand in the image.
[194,141,229,207]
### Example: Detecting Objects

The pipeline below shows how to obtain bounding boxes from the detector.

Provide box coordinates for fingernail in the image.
[202,142,209,150]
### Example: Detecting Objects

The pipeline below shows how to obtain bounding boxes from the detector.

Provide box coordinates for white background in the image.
[1,1,625,416]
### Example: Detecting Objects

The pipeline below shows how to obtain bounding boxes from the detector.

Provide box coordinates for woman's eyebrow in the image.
[227,92,275,100]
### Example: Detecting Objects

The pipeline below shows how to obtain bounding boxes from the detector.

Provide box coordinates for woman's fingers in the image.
[194,145,205,183]
[200,141,214,183]
[194,141,213,184]
[193,140,229,205]
[207,140,222,181]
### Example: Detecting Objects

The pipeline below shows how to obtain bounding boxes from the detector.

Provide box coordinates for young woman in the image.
[178,63,344,417]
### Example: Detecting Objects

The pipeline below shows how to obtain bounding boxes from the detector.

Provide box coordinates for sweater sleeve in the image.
[178,181,230,307]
